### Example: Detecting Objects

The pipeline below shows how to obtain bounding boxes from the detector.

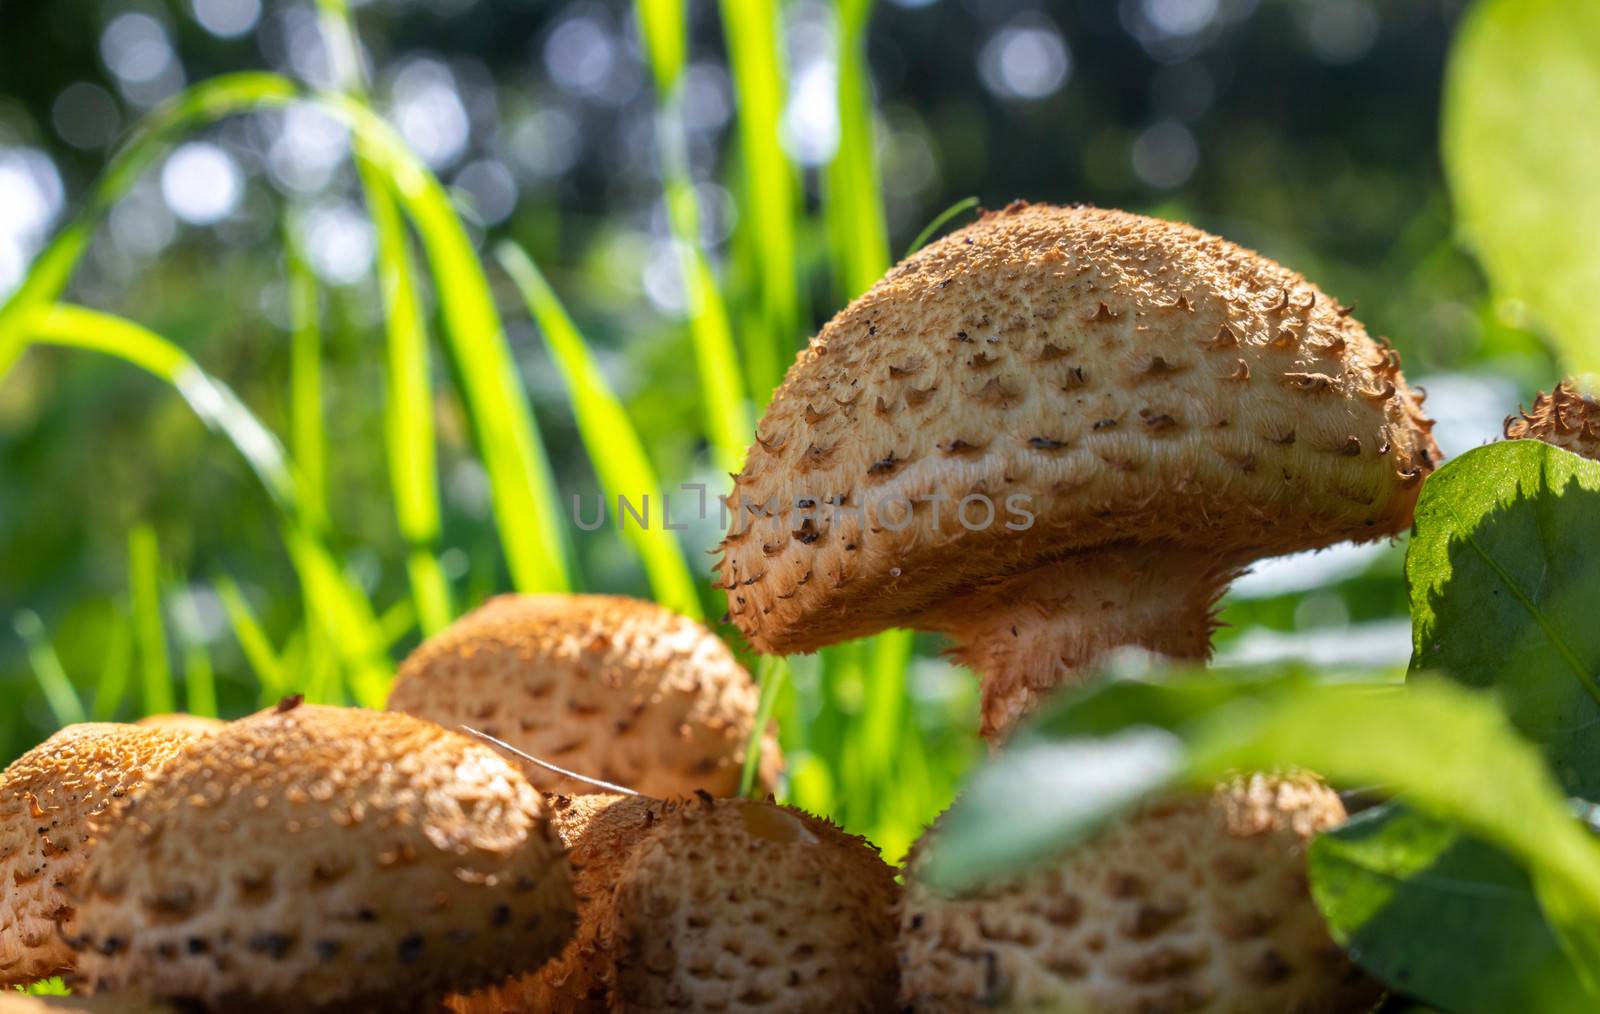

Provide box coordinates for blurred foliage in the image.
[0,0,1577,862]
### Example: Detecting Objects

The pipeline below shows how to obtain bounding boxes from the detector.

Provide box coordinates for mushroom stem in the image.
[923,545,1242,739]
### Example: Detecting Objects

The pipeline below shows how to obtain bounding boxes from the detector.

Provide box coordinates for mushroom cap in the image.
[1,724,198,987]
[718,202,1438,653]
[603,795,900,1013]
[898,773,1379,1013]
[1505,379,1600,459]
[133,715,225,736]
[71,703,575,1011]
[447,793,656,1014]
[388,594,780,798]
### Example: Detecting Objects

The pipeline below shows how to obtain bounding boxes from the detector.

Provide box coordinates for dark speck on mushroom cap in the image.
[718,201,1439,653]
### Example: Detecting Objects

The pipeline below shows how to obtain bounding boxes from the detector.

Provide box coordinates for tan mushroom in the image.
[388,594,780,797]
[718,201,1439,738]
[602,794,900,1013]
[70,701,575,1011]
[1505,378,1600,458]
[132,715,225,735]
[1,724,199,987]
[899,773,1379,1013]
[447,793,655,1014]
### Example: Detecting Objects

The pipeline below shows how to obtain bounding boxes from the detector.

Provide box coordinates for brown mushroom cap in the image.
[602,795,900,1012]
[1505,379,1600,459]
[899,773,1379,1013]
[70,703,575,1011]
[446,793,655,1014]
[132,715,225,736]
[388,594,781,797]
[719,202,1438,736]
[1,724,198,987]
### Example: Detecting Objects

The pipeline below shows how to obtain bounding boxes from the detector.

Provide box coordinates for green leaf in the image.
[636,0,688,95]
[1311,804,1589,1012]
[1443,0,1600,372]
[922,669,1600,996]
[496,242,702,619]
[1406,440,1600,796]
[824,0,890,301]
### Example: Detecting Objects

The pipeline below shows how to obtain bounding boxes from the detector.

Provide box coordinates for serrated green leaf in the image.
[1406,440,1600,796]
[1443,0,1600,372]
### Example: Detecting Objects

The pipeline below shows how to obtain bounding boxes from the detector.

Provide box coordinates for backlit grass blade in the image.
[634,3,752,472]
[93,606,132,721]
[905,196,979,258]
[858,626,913,797]
[13,610,87,728]
[316,0,452,634]
[741,655,788,797]
[719,0,800,403]
[128,525,175,715]
[285,524,391,707]
[497,242,702,617]
[0,72,571,595]
[174,589,219,718]
[286,221,328,531]
[825,0,890,300]
[215,573,287,704]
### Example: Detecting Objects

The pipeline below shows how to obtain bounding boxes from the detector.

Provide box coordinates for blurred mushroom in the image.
[70,702,575,1010]
[133,715,225,735]
[447,793,655,1014]
[719,202,1439,738]
[1505,378,1600,458]
[0,993,170,1013]
[899,773,1379,1012]
[1,724,198,987]
[388,594,780,797]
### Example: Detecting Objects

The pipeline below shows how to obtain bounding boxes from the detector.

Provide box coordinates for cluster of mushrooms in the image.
[8,202,1585,1012]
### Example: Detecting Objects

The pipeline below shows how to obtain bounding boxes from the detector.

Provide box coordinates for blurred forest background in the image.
[0,0,1559,857]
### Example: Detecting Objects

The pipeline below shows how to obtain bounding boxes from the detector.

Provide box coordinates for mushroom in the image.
[1505,378,1600,458]
[450,794,897,1013]
[69,701,576,1011]
[388,594,781,797]
[446,793,655,1014]
[899,773,1379,1012]
[0,994,171,1014]
[133,714,225,735]
[718,202,1439,738]
[1,724,199,987]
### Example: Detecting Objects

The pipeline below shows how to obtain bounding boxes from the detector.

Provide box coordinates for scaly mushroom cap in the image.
[71,703,575,1011]
[1505,379,1600,459]
[447,793,656,1014]
[1,724,197,987]
[899,773,1379,1013]
[388,594,780,797]
[718,202,1438,736]
[602,795,900,1013]
[133,715,225,736]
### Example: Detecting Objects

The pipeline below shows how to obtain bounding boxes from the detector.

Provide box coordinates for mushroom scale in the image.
[1,723,199,988]
[70,703,575,1011]
[898,774,1380,1013]
[447,792,657,1014]
[601,795,901,1013]
[1505,379,1600,459]
[388,594,781,798]
[718,201,1439,738]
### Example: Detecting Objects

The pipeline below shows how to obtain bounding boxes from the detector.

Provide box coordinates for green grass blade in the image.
[284,522,392,708]
[825,0,890,300]
[1,72,570,594]
[741,655,788,797]
[316,0,453,634]
[128,525,175,715]
[857,627,913,794]
[13,610,87,727]
[215,573,287,703]
[174,589,219,718]
[286,221,328,531]
[719,0,799,402]
[93,605,132,721]
[496,242,702,618]
[635,4,752,471]
[905,196,979,258]
[0,73,298,380]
